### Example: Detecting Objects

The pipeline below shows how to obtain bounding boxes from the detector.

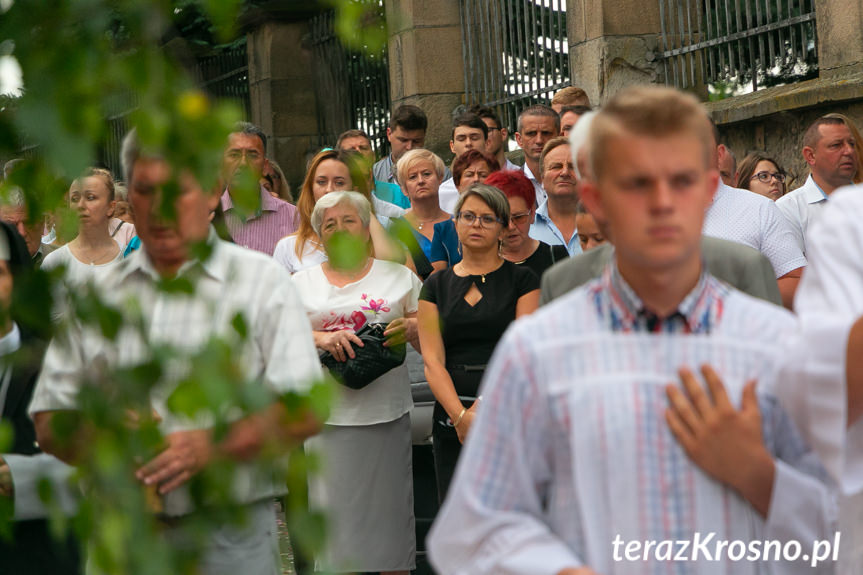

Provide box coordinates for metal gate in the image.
[100,44,251,180]
[656,0,818,96]
[308,9,392,156]
[460,0,570,134]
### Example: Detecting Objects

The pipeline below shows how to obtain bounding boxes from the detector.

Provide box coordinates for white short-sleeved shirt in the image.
[703,181,807,278]
[273,234,328,274]
[291,259,421,427]
[30,232,323,515]
[438,177,459,214]
[776,174,829,256]
[41,243,124,284]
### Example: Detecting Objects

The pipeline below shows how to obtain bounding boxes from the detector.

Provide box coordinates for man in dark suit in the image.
[0,221,80,575]
[541,235,782,306]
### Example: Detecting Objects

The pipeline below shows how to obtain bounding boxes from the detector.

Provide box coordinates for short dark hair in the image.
[559,105,592,118]
[802,114,853,150]
[336,129,372,149]
[232,121,267,153]
[517,104,560,133]
[470,105,502,129]
[452,150,500,186]
[389,104,428,132]
[451,112,489,141]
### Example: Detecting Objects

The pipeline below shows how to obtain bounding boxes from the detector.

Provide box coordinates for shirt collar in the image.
[522,162,539,183]
[118,226,228,284]
[534,199,550,219]
[803,174,829,203]
[221,185,276,215]
[600,260,722,334]
[0,323,21,358]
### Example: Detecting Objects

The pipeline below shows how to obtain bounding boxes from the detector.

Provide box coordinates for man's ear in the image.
[802,146,816,166]
[500,128,508,140]
[514,132,524,148]
[449,141,456,155]
[386,127,393,142]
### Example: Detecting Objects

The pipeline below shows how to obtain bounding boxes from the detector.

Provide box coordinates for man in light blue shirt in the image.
[529,136,582,256]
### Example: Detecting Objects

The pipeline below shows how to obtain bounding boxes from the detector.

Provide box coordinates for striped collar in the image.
[592,261,727,334]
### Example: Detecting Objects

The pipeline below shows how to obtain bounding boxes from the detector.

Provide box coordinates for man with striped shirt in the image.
[427,86,836,575]
[220,122,298,255]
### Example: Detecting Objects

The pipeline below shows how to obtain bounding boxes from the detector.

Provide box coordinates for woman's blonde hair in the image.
[294,149,374,258]
[395,149,445,189]
[70,167,116,201]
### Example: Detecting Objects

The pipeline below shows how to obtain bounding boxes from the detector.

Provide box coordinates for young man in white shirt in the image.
[428,85,836,575]
[437,113,489,213]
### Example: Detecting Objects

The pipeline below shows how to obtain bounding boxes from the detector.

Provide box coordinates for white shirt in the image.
[41,243,125,322]
[521,162,546,207]
[427,276,836,575]
[291,259,421,426]
[776,174,829,256]
[703,181,807,278]
[779,183,863,572]
[273,234,328,274]
[780,183,863,491]
[438,177,460,214]
[30,231,323,515]
[503,158,520,171]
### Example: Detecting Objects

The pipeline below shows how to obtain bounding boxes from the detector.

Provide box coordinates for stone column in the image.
[566,0,664,105]
[816,0,863,78]
[384,0,465,159]
[247,20,319,197]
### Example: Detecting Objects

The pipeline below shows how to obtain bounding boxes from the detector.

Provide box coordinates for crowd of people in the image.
[0,80,861,575]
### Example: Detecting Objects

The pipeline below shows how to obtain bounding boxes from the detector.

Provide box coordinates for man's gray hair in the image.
[233,121,267,153]
[454,182,511,225]
[121,129,140,185]
[310,191,372,237]
[569,110,598,180]
[0,186,26,209]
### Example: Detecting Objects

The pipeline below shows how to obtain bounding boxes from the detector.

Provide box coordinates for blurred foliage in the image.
[0,0,407,572]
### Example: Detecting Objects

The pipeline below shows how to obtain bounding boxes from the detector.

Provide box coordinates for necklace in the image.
[457,258,503,284]
[410,212,441,231]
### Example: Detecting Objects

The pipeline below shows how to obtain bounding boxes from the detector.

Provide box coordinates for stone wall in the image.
[385,0,465,160]
[710,73,863,191]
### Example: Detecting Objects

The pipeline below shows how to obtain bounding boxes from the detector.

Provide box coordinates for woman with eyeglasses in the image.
[486,170,569,277]
[429,150,501,271]
[737,152,788,201]
[418,183,540,501]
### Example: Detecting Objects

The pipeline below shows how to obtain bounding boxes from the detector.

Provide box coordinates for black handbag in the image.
[319,322,407,390]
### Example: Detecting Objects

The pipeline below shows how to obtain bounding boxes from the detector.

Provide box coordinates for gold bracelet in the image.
[453,407,467,427]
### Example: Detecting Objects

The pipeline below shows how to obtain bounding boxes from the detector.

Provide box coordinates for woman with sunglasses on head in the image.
[737,152,788,202]
[418,183,540,502]
[486,170,569,278]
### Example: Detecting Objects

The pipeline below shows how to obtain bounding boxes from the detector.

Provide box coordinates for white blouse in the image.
[291,259,422,426]
[273,234,327,274]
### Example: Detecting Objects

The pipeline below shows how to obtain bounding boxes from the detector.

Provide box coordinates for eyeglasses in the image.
[509,211,531,226]
[751,171,786,184]
[456,211,503,228]
[225,149,262,162]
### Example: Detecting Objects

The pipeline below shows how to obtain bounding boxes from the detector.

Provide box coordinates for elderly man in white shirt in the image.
[29,130,324,574]
[776,114,859,256]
